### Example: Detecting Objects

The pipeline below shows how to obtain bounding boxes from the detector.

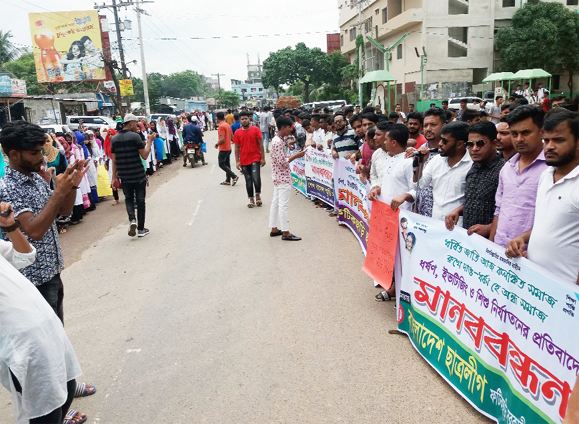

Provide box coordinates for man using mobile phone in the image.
[111,114,155,238]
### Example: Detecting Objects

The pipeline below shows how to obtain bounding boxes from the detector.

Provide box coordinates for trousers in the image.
[262,131,270,150]
[241,162,262,198]
[269,183,291,231]
[218,150,237,182]
[37,273,64,323]
[122,180,147,230]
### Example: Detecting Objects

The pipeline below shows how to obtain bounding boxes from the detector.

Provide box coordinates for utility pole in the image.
[415,47,427,112]
[354,0,369,107]
[136,0,150,116]
[212,73,223,99]
[111,0,129,114]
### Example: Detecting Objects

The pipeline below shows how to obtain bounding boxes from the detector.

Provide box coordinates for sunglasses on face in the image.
[334,119,345,123]
[465,140,487,149]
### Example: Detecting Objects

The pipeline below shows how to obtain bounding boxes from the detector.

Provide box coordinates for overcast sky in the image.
[0,0,340,90]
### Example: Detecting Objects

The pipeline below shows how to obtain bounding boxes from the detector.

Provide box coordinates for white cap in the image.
[123,113,138,123]
[192,116,198,122]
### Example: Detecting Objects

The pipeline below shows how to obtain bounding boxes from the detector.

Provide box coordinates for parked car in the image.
[447,97,484,110]
[40,124,73,134]
[66,116,117,132]
[149,113,176,122]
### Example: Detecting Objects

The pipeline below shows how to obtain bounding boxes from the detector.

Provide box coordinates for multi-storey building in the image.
[338,0,578,109]
[231,54,277,106]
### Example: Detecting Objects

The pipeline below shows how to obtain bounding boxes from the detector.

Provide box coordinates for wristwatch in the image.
[2,219,20,233]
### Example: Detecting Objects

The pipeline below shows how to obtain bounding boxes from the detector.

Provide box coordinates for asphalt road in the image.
[0,130,493,424]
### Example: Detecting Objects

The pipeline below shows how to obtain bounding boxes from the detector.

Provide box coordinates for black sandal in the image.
[220,181,231,185]
[375,291,393,302]
[256,199,263,207]
[232,176,239,186]
[281,234,301,241]
[270,230,283,237]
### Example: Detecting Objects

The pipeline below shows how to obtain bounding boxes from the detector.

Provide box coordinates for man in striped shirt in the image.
[331,112,361,160]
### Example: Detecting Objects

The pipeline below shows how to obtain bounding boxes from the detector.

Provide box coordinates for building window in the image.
[552,75,560,90]
[364,17,373,33]
[449,0,469,14]
[448,27,468,57]
[350,26,357,41]
[502,0,515,7]
[568,0,578,5]
[382,7,387,24]
[397,44,403,60]
[341,34,344,46]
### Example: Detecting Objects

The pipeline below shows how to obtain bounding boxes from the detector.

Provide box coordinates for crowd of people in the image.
[1,86,579,423]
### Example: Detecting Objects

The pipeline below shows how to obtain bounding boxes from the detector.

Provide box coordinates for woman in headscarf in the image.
[150,121,164,168]
[103,128,120,206]
[68,133,89,224]
[75,131,97,212]
[167,118,180,160]
[44,134,71,233]
[56,132,72,163]
[157,117,171,164]
[93,128,104,149]
[84,131,102,206]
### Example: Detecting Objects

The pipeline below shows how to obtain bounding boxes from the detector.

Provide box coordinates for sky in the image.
[0,0,340,91]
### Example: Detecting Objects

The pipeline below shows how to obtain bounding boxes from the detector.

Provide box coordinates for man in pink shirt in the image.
[269,116,305,241]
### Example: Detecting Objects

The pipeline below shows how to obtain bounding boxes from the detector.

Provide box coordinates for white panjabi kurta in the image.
[0,241,81,423]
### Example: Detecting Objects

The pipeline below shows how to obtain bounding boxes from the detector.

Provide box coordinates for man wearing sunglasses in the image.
[331,112,361,160]
[444,122,505,237]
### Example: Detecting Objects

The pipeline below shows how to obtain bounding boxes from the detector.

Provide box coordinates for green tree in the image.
[263,43,333,103]
[161,70,206,98]
[496,2,579,95]
[218,90,239,109]
[0,30,20,68]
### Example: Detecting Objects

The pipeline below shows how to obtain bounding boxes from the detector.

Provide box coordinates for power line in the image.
[122,29,341,41]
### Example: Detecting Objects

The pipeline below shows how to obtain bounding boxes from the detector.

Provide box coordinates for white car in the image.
[40,124,73,134]
[66,116,117,132]
[149,113,176,122]
[447,97,484,110]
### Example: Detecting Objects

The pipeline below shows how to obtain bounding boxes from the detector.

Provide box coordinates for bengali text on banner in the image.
[290,156,307,197]
[395,209,579,424]
[304,147,335,207]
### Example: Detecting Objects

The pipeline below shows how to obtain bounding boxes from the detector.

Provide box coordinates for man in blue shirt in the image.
[182,115,207,166]
[231,113,241,135]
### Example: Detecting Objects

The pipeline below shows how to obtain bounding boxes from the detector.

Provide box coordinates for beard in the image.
[546,149,577,167]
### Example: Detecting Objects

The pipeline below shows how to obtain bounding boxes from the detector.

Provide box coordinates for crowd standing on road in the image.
[2,85,579,423]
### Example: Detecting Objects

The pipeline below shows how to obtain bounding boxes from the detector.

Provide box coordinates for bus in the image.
[301,100,347,112]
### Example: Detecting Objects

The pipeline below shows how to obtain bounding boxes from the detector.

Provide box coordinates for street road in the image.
[1,130,492,424]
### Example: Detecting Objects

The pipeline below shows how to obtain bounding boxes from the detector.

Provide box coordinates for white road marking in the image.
[187,200,203,226]
[211,164,216,174]
[126,349,141,354]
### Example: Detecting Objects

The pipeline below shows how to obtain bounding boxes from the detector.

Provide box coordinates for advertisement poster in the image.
[29,10,105,83]
[0,72,11,96]
[396,209,579,424]
[10,79,27,97]
[334,158,371,254]
[290,156,307,197]
[304,147,335,206]
[119,79,134,96]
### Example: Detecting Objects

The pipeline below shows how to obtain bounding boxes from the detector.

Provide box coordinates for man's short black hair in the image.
[227,109,232,113]
[367,125,377,140]
[344,106,354,115]
[499,116,509,123]
[299,112,310,120]
[495,96,503,101]
[0,121,45,154]
[501,104,511,112]
[216,112,225,121]
[325,114,334,125]
[302,119,311,128]
[460,99,468,104]
[387,123,409,148]
[233,113,240,121]
[430,103,436,107]
[389,112,399,120]
[544,108,579,141]
[441,121,470,143]
[469,121,498,141]
[240,111,253,118]
[276,116,294,130]
[444,110,454,122]
[362,106,376,114]
[406,111,423,124]
[311,114,321,123]
[376,120,393,132]
[349,114,363,126]
[461,109,480,123]
[479,110,489,118]
[361,112,379,123]
[292,110,301,117]
[423,107,447,124]
[334,112,346,120]
[442,100,449,105]
[507,105,545,129]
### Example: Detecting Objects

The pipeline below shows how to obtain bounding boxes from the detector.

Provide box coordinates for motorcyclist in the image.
[182,115,206,166]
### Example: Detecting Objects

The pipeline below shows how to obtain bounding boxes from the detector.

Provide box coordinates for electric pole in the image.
[212,73,223,99]
[355,0,368,107]
[136,0,150,116]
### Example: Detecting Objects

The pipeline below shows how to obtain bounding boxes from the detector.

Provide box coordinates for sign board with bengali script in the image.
[29,11,105,83]
[290,156,307,197]
[304,147,335,207]
[396,209,579,424]
[334,158,371,254]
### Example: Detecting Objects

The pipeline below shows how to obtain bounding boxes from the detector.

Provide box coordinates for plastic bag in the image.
[202,142,207,153]
[97,165,113,197]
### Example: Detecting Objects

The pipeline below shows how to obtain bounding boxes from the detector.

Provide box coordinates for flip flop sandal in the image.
[270,230,283,237]
[375,291,393,302]
[63,409,87,424]
[74,382,96,398]
[247,202,256,208]
[232,177,239,186]
[256,200,263,207]
[220,182,231,185]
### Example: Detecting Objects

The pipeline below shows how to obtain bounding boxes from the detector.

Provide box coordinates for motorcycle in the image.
[185,142,203,168]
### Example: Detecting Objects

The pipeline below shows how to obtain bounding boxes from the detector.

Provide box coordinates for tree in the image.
[0,30,20,68]
[496,2,579,95]
[218,90,239,109]
[263,43,332,103]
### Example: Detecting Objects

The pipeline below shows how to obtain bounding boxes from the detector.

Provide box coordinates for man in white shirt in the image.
[395,104,406,124]
[310,114,325,150]
[514,85,525,97]
[259,106,271,152]
[537,83,549,101]
[392,121,472,224]
[523,83,531,98]
[378,124,414,208]
[367,121,395,200]
[528,89,540,105]
[506,109,579,284]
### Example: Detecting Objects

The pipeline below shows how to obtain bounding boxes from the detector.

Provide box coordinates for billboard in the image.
[29,10,105,83]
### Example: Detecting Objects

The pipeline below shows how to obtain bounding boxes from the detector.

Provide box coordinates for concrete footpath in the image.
[0,130,493,423]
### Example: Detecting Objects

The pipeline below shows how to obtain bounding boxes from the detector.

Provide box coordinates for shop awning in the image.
[482,72,516,83]
[359,70,396,84]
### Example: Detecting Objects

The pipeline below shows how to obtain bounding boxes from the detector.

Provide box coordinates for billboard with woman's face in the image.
[29,10,105,83]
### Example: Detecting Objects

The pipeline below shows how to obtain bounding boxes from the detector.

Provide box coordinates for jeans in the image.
[11,371,76,424]
[262,131,270,150]
[122,180,147,230]
[218,150,237,182]
[241,162,262,199]
[37,273,64,323]
[269,184,291,231]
